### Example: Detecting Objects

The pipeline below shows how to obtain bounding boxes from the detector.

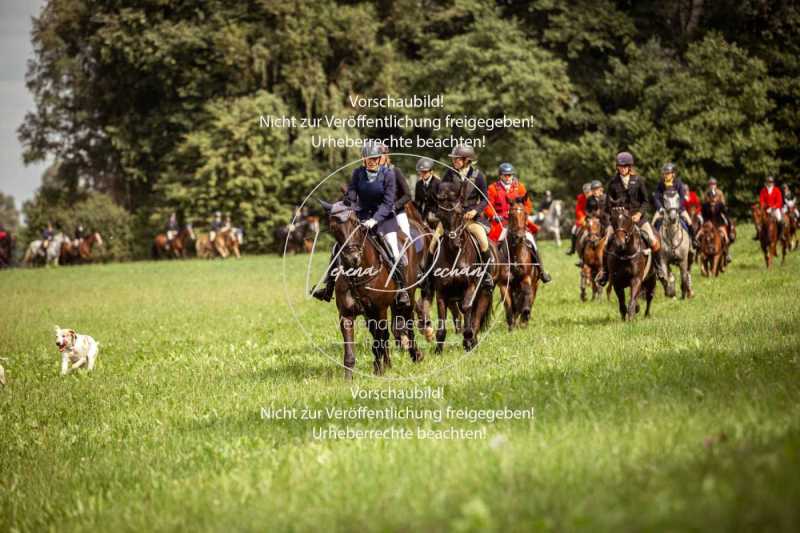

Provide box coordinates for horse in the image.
[23,233,67,267]
[752,204,782,268]
[61,232,104,265]
[657,192,693,298]
[0,231,14,268]
[275,216,320,254]
[698,221,725,276]
[496,198,540,330]
[782,202,798,252]
[431,182,496,352]
[535,199,564,246]
[606,204,656,321]
[152,225,195,259]
[320,201,423,378]
[579,216,605,301]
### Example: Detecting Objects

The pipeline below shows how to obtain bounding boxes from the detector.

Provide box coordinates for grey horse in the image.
[23,233,67,267]
[535,199,564,246]
[658,191,693,299]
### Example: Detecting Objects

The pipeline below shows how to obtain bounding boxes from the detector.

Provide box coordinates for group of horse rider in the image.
[38,221,89,252]
[165,211,239,250]
[311,142,553,305]
[565,151,800,285]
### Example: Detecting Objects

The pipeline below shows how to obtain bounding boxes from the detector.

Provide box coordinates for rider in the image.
[430,144,494,289]
[652,162,694,240]
[224,214,242,244]
[595,151,665,286]
[312,141,410,305]
[566,183,590,255]
[73,224,86,250]
[380,143,413,240]
[165,212,179,250]
[209,211,224,243]
[413,157,440,228]
[782,182,799,221]
[539,191,553,212]
[576,180,607,267]
[683,183,702,222]
[41,222,55,251]
[759,175,784,237]
[484,162,551,283]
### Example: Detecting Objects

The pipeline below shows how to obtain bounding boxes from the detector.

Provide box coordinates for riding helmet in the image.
[615,151,634,166]
[416,157,434,172]
[582,182,592,194]
[708,177,717,185]
[661,162,676,174]
[590,180,602,190]
[448,144,476,161]
[498,162,514,176]
[361,141,383,159]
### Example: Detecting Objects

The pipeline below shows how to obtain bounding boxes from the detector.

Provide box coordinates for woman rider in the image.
[430,144,493,289]
[595,151,665,286]
[379,144,413,240]
[312,141,410,306]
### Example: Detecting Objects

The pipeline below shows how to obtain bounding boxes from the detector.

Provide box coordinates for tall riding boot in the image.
[392,266,411,307]
[479,249,494,289]
[311,245,337,302]
[530,247,552,283]
[566,232,577,255]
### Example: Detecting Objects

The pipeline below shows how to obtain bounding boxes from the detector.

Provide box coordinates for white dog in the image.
[55,326,99,375]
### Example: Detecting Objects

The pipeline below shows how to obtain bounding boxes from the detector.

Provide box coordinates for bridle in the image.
[331,213,381,288]
[437,200,467,242]
[609,209,642,260]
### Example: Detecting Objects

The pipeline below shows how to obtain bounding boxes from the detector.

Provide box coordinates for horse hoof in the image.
[423,327,435,342]
[344,368,353,381]
[463,328,474,341]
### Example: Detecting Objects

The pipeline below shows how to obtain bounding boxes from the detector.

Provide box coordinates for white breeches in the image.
[396,212,411,239]
[385,231,401,260]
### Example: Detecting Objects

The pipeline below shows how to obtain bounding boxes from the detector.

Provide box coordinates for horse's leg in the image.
[614,282,627,321]
[499,283,513,331]
[465,290,490,351]
[368,309,389,376]
[644,276,655,317]
[450,302,462,333]
[340,314,356,380]
[434,293,447,354]
[627,278,642,321]
[580,266,587,302]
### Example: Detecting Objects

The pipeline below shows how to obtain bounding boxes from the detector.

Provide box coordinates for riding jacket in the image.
[413,175,440,222]
[574,193,588,225]
[653,178,687,212]
[392,166,412,212]
[441,165,489,221]
[759,186,783,210]
[604,173,650,219]
[683,191,701,214]
[346,165,397,224]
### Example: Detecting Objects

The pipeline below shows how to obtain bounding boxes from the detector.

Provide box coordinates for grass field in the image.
[1,226,799,532]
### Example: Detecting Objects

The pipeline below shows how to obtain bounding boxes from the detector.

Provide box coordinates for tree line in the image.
[10,0,798,258]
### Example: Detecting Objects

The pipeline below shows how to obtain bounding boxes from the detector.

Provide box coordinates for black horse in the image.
[607,203,656,321]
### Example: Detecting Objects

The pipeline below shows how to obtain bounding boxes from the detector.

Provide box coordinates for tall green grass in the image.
[1,227,798,532]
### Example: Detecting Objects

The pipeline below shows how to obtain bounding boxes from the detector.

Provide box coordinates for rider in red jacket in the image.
[759,175,784,236]
[566,183,590,255]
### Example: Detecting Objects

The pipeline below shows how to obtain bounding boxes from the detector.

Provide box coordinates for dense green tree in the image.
[0,193,20,232]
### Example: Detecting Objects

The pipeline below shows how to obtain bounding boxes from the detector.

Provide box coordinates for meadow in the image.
[1,228,798,532]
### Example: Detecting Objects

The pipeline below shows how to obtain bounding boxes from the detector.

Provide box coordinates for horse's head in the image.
[322,200,366,269]
[508,196,528,242]
[435,182,464,232]
[609,201,633,249]
[664,191,681,222]
[586,216,602,244]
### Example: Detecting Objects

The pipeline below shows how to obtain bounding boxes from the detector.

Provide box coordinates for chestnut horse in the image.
[152,225,195,259]
[61,232,104,264]
[496,198,540,330]
[579,216,605,301]
[606,204,656,321]
[320,201,422,378]
[752,204,783,268]
[432,182,497,352]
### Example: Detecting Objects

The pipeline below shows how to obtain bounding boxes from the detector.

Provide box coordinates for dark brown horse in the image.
[153,225,195,259]
[431,182,496,352]
[496,198,540,329]
[579,216,605,302]
[275,216,320,254]
[607,204,656,321]
[321,202,423,378]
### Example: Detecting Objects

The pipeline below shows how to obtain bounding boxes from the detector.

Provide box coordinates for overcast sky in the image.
[0,0,48,212]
